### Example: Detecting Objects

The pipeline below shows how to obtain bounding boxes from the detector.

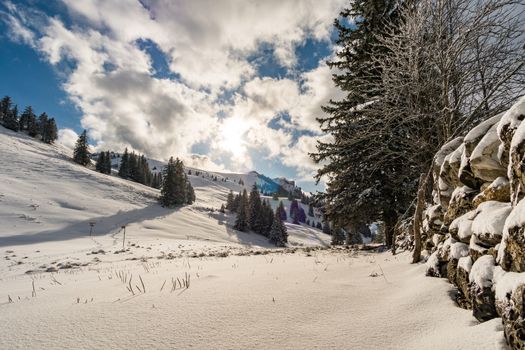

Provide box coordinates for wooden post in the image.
[89,221,96,236]
[121,225,126,250]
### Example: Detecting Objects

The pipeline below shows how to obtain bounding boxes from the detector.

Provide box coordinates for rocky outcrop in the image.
[423,96,525,349]
[444,186,477,226]
[472,177,510,207]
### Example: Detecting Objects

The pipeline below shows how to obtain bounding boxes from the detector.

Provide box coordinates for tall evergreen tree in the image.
[331,227,346,246]
[3,105,19,131]
[322,221,331,235]
[159,157,190,207]
[186,178,196,204]
[95,152,106,173]
[104,151,112,174]
[269,206,288,247]
[234,189,249,231]
[289,199,300,224]
[226,190,234,211]
[278,201,287,221]
[118,148,130,178]
[38,113,48,139]
[73,130,90,166]
[0,96,12,123]
[43,118,58,143]
[232,192,241,213]
[248,184,264,233]
[311,0,401,246]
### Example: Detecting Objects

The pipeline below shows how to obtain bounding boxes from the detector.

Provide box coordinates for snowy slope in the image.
[0,126,330,267]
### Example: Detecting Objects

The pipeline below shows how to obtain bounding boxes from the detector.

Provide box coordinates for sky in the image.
[0,0,347,192]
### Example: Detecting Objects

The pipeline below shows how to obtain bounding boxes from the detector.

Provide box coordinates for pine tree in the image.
[43,118,58,143]
[38,112,48,140]
[316,222,322,230]
[234,189,249,231]
[226,190,234,211]
[322,221,331,235]
[248,184,263,233]
[160,157,189,207]
[311,0,401,246]
[95,152,105,173]
[220,204,226,213]
[308,204,314,217]
[269,206,288,247]
[0,96,12,124]
[297,207,306,223]
[232,192,241,213]
[104,151,112,174]
[118,148,130,178]
[331,227,346,246]
[3,105,19,131]
[186,179,196,204]
[278,201,287,221]
[289,199,300,224]
[73,130,90,166]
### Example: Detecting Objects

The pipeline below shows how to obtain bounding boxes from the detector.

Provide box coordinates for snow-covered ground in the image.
[0,126,503,349]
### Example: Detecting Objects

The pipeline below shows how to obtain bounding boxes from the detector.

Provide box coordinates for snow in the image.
[501,95,525,146]
[470,121,505,182]
[0,125,509,349]
[450,211,476,242]
[450,242,469,260]
[465,113,503,145]
[458,256,473,273]
[471,201,512,241]
[469,255,496,288]
[497,196,525,264]
[494,269,525,301]
[434,136,463,170]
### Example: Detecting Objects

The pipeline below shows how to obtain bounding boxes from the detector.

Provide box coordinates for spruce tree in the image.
[104,151,112,174]
[118,148,130,178]
[43,118,58,143]
[322,221,331,235]
[232,192,241,213]
[226,190,234,211]
[234,189,249,231]
[308,204,314,217]
[278,201,287,221]
[331,227,346,246]
[95,152,105,172]
[248,184,263,233]
[3,105,19,131]
[297,207,306,223]
[186,179,196,204]
[73,130,90,166]
[311,0,401,246]
[289,199,300,224]
[0,96,12,124]
[269,206,288,247]
[316,222,322,230]
[38,113,48,140]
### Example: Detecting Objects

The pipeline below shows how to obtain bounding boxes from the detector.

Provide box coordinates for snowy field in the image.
[0,126,502,349]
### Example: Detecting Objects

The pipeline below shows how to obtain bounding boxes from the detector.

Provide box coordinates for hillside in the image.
[0,125,330,276]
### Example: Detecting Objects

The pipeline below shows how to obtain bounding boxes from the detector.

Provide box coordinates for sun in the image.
[219,117,249,156]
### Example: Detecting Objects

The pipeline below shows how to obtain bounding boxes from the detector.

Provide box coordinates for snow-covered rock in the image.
[471,201,512,247]
[469,255,498,321]
[469,114,505,183]
[472,177,510,207]
[460,114,503,189]
[497,196,525,272]
[449,210,476,243]
[444,186,477,226]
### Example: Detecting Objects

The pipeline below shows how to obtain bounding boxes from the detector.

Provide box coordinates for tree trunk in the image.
[412,170,431,263]
[384,209,397,248]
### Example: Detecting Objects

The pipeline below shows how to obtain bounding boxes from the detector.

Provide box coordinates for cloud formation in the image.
[2,0,346,189]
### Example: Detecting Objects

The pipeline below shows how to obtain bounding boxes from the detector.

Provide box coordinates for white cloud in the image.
[3,0,347,187]
[57,128,78,150]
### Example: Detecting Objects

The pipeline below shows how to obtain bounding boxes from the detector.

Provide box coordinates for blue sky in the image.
[0,0,346,192]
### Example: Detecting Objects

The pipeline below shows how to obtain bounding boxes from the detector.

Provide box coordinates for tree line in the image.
[0,95,58,144]
[311,0,524,249]
[72,130,195,208]
[224,185,288,247]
